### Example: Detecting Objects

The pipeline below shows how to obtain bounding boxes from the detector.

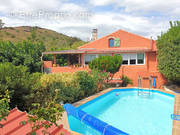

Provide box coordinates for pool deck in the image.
[172,94,180,135]
[61,87,180,135]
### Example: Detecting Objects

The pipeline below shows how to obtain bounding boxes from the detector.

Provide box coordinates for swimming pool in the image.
[66,88,175,135]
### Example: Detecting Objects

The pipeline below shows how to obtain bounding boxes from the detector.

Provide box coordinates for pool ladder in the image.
[138,75,151,97]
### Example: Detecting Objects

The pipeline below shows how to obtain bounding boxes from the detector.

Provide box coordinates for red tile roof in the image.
[79,29,157,52]
[42,29,157,55]
[0,108,71,135]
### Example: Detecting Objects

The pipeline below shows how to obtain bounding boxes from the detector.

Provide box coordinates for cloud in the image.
[60,3,86,11]
[71,12,170,40]
[0,0,177,41]
[89,0,113,6]
[89,0,180,15]
[0,0,62,13]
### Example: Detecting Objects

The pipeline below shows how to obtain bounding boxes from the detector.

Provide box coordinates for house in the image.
[42,29,167,88]
[0,108,71,135]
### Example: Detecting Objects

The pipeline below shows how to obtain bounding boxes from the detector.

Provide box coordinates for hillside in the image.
[0,26,86,51]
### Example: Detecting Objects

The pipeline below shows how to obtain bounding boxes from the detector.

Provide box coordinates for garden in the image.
[0,40,126,134]
[0,21,180,134]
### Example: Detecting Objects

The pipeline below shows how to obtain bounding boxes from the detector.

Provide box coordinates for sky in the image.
[0,0,180,41]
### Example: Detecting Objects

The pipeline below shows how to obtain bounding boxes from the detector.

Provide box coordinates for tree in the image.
[0,40,45,73]
[157,21,180,84]
[0,19,4,29]
[89,55,123,80]
[0,63,31,110]
[75,71,96,96]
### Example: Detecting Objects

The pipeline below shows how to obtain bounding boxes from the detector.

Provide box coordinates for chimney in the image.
[92,29,98,41]
[150,36,153,50]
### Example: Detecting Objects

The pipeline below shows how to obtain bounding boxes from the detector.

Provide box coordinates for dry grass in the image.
[0,26,85,51]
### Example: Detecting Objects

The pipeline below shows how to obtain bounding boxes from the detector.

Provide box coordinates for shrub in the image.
[90,70,109,91]
[22,72,42,109]
[27,37,31,40]
[11,35,15,38]
[89,55,122,74]
[25,71,110,110]
[121,75,133,87]
[89,55,123,81]
[40,73,77,88]
[37,73,83,104]
[42,36,46,40]
[58,84,81,103]
[0,90,10,128]
[52,37,56,41]
[5,32,10,36]
[74,71,96,96]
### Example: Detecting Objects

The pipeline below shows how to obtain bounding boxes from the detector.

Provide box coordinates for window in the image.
[122,54,128,65]
[84,53,145,65]
[114,38,120,47]
[84,54,112,65]
[137,53,144,64]
[121,53,145,65]
[109,38,120,47]
[129,54,136,65]
[109,38,114,47]
[84,54,97,65]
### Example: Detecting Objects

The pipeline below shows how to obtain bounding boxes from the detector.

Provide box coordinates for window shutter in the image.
[114,38,120,47]
[109,39,114,47]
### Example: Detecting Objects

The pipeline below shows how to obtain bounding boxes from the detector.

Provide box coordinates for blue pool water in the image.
[67,88,175,135]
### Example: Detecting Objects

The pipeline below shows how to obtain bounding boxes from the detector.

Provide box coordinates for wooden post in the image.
[78,54,81,66]
[68,55,70,66]
[81,54,84,67]
[53,54,56,65]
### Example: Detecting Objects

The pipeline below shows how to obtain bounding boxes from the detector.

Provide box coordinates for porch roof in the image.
[42,48,152,55]
[42,50,85,55]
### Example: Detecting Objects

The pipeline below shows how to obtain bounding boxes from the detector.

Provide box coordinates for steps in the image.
[137,75,152,98]
[138,90,151,98]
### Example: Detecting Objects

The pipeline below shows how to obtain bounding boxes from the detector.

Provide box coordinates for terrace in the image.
[42,49,88,74]
[42,47,151,74]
